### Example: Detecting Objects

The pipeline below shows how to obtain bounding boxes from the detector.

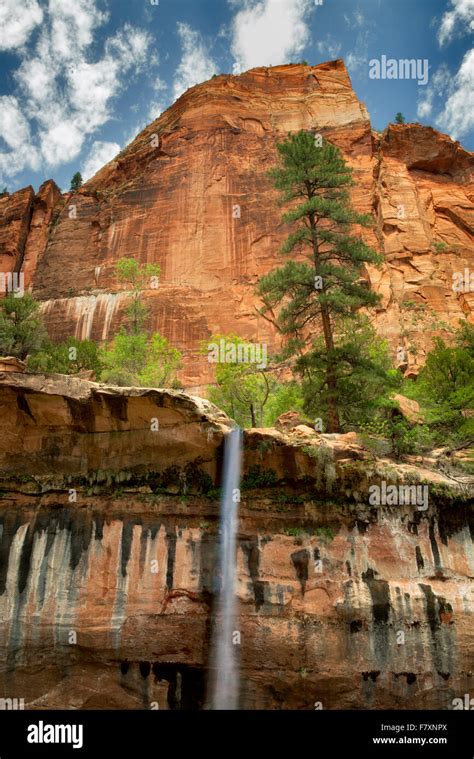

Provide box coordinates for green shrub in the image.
[28,337,103,376]
[0,293,47,360]
[241,465,278,489]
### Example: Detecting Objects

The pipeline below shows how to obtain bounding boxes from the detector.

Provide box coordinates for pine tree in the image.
[258,131,383,432]
[69,172,83,192]
[0,293,47,360]
[395,113,405,124]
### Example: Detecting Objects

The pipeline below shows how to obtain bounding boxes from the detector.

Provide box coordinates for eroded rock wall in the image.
[0,375,472,710]
[0,61,472,387]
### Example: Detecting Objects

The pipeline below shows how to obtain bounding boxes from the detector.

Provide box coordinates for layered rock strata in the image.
[0,374,472,709]
[0,61,472,387]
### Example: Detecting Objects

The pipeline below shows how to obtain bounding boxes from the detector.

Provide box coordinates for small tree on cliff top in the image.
[69,172,83,192]
[258,131,383,432]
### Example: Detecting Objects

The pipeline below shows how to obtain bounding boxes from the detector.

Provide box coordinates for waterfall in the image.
[208,427,243,710]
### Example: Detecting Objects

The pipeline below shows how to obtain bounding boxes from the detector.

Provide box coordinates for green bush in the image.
[99,257,181,388]
[241,465,278,489]
[28,337,103,376]
[0,293,47,360]
[100,330,181,387]
[406,321,474,446]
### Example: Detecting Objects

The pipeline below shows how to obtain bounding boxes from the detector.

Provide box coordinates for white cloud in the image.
[82,140,120,181]
[345,50,367,74]
[438,0,474,46]
[0,96,40,178]
[316,36,342,60]
[230,0,314,73]
[48,0,108,60]
[0,96,32,151]
[0,0,43,51]
[342,11,374,76]
[148,101,166,121]
[105,23,150,68]
[344,10,365,28]
[435,48,474,139]
[417,64,452,119]
[122,79,170,146]
[173,23,217,100]
[1,0,152,183]
[153,76,167,93]
[343,23,372,76]
[67,60,120,133]
[123,124,144,146]
[41,123,86,167]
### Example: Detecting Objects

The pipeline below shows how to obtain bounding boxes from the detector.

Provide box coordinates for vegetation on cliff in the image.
[0,293,47,360]
[0,130,471,460]
[1,258,182,389]
[100,257,182,387]
[257,131,383,432]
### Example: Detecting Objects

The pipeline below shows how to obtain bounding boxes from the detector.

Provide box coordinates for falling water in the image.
[209,427,243,710]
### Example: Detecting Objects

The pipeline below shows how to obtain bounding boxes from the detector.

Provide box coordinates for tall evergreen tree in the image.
[258,131,383,431]
[395,113,406,124]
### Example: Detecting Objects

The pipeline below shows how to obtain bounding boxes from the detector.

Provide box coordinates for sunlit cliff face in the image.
[0,61,472,388]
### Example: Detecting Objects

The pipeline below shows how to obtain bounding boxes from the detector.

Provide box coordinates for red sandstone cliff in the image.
[0,60,473,388]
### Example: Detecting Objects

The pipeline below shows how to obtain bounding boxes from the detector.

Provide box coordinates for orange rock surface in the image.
[0,60,472,387]
[0,374,472,709]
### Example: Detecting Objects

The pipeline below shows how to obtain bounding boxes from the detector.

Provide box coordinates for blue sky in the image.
[0,0,472,193]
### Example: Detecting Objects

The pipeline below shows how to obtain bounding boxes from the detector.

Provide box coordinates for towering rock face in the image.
[0,374,472,710]
[0,60,473,386]
[0,187,35,280]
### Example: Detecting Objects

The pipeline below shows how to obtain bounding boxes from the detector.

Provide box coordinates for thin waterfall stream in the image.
[208,427,243,710]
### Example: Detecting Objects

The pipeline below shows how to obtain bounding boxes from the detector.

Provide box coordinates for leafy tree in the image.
[206,335,271,427]
[115,256,160,334]
[206,335,307,428]
[258,131,383,431]
[0,293,47,360]
[387,417,435,458]
[28,337,103,377]
[69,172,83,192]
[395,113,406,124]
[299,316,400,431]
[413,324,474,442]
[101,331,181,387]
[455,319,474,353]
[100,257,180,387]
[262,380,305,427]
